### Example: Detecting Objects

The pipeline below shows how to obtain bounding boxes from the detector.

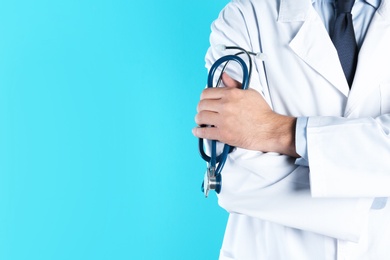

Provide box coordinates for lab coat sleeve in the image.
[204,1,373,242]
[218,149,373,242]
[205,1,268,98]
[307,115,390,198]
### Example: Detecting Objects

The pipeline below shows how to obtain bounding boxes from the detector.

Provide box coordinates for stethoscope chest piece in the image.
[203,166,221,198]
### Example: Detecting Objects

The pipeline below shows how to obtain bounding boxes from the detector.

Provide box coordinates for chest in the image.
[248,5,390,118]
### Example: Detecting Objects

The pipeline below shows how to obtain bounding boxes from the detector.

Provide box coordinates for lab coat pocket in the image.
[380,83,390,114]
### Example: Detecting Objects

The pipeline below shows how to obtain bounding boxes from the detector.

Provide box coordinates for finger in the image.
[197,99,222,113]
[200,87,226,100]
[192,126,220,140]
[222,73,242,88]
[200,85,244,100]
[195,110,220,126]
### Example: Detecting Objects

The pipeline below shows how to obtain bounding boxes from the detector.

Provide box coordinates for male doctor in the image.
[193,0,390,259]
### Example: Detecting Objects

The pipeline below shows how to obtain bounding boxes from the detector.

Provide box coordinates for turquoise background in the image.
[0,0,229,259]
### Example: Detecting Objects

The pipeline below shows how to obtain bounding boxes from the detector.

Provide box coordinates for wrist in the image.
[271,115,299,157]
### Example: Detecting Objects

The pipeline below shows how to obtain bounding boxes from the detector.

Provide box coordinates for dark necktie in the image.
[331,0,358,88]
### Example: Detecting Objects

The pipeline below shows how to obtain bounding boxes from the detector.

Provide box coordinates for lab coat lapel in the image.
[287,6,350,97]
[345,1,390,116]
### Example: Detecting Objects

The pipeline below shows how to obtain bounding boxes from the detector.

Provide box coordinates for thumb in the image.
[222,73,242,89]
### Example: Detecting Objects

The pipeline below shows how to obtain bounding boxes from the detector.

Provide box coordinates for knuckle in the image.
[195,111,209,125]
[197,100,203,112]
[228,87,239,95]
[223,87,241,102]
[200,88,211,99]
[218,88,228,98]
[194,113,201,124]
[199,90,206,100]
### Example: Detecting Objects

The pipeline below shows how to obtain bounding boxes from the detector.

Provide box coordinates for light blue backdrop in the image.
[0,0,230,259]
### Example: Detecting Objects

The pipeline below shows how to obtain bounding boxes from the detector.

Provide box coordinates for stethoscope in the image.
[199,45,265,197]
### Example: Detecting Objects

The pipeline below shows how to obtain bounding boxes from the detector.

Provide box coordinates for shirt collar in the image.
[279,0,382,22]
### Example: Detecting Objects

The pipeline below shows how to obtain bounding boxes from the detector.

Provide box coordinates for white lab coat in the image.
[205,0,390,259]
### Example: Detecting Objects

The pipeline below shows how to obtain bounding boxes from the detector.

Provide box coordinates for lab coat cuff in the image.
[295,117,309,166]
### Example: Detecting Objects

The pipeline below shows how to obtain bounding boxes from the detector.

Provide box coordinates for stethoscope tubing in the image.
[199,54,250,177]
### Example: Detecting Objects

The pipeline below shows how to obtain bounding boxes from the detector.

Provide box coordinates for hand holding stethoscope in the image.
[196,45,265,197]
